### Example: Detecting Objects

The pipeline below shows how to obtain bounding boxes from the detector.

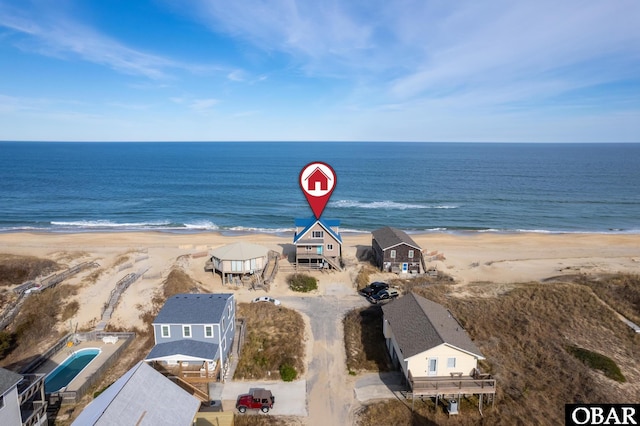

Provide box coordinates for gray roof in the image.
[209,242,268,261]
[153,293,232,325]
[382,292,483,359]
[372,226,422,251]
[146,340,219,362]
[0,367,22,395]
[71,361,200,426]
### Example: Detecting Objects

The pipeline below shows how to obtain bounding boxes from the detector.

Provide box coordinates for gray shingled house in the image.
[145,293,235,382]
[382,293,486,382]
[371,226,425,273]
[0,367,48,426]
[72,362,200,426]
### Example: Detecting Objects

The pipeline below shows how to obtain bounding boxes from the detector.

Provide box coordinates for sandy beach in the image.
[2,230,639,332]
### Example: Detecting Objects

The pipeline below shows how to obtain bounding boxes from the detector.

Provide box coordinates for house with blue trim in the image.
[145,293,235,383]
[293,217,342,270]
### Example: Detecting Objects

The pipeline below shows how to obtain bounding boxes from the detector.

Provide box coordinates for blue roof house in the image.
[145,293,235,383]
[293,217,342,270]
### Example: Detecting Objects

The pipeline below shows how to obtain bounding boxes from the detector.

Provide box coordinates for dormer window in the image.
[182,325,192,338]
[161,325,170,338]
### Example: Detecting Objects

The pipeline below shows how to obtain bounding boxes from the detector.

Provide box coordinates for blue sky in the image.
[1,0,639,142]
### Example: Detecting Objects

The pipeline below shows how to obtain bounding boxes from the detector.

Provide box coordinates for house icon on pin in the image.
[305,167,331,191]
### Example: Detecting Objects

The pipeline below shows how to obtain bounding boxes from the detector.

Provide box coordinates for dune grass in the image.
[234,302,305,381]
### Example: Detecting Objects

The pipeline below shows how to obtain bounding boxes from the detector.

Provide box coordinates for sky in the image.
[0,0,639,142]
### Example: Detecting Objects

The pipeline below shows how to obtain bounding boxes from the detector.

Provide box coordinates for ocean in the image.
[0,142,639,235]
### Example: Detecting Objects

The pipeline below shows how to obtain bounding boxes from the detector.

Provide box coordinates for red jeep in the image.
[236,388,275,413]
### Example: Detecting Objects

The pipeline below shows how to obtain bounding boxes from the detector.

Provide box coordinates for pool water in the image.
[45,348,100,393]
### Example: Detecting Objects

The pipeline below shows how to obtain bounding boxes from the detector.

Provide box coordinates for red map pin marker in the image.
[299,162,337,219]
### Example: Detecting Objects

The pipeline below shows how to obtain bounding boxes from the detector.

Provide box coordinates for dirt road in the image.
[282,290,369,425]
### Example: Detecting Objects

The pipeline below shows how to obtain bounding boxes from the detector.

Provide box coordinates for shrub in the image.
[287,273,317,292]
[567,345,626,383]
[279,363,297,381]
[0,331,16,360]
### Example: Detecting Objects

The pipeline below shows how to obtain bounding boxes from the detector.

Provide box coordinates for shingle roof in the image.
[145,340,219,362]
[381,292,483,359]
[209,242,269,261]
[153,293,232,325]
[71,361,200,426]
[372,226,421,251]
[0,367,22,395]
[293,217,342,244]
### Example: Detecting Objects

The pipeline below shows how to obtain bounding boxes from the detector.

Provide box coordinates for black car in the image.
[359,281,389,296]
[368,288,399,304]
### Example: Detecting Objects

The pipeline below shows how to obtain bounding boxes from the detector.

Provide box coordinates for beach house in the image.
[381,293,495,404]
[293,217,342,270]
[0,368,48,426]
[372,226,425,274]
[205,241,276,287]
[145,293,235,383]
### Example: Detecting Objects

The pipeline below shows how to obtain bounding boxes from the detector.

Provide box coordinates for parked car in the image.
[359,281,389,297]
[252,296,281,306]
[368,288,399,304]
[236,388,275,413]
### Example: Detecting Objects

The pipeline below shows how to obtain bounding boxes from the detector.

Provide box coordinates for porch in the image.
[408,370,496,397]
[149,359,221,383]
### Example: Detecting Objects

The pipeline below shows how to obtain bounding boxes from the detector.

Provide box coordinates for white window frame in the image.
[161,325,170,338]
[182,325,192,338]
[312,230,324,238]
[447,357,456,368]
[390,250,396,259]
[204,325,214,338]
[221,317,225,330]
[327,244,333,251]
[408,250,414,258]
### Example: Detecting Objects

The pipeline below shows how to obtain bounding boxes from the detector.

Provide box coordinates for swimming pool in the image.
[45,348,101,393]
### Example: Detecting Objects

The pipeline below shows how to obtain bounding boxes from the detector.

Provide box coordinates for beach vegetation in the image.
[0,332,17,360]
[234,302,305,381]
[355,265,380,290]
[61,300,80,321]
[574,273,640,325]
[287,273,317,292]
[279,362,297,381]
[343,305,390,373]
[0,253,60,286]
[566,345,626,382]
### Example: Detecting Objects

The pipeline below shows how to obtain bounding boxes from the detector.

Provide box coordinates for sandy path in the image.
[281,284,369,425]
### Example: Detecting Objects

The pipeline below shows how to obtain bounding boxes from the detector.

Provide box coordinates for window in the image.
[221,317,225,329]
[0,394,4,409]
[447,357,456,368]
[205,325,214,338]
[408,250,414,258]
[312,230,324,238]
[182,325,192,338]
[306,246,312,252]
[227,304,232,318]
[390,250,396,259]
[231,260,243,272]
[327,244,333,250]
[161,325,170,338]
[222,338,227,351]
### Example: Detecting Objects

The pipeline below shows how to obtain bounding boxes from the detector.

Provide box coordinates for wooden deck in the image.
[409,372,496,397]
[151,360,220,383]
